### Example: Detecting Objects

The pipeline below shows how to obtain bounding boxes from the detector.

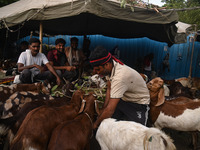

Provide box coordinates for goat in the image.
[48,92,99,150]
[10,90,84,150]
[0,82,74,150]
[0,81,73,135]
[0,59,16,70]
[96,118,176,150]
[0,82,51,104]
[164,79,200,100]
[90,74,106,88]
[167,81,194,99]
[147,77,200,150]
[0,91,54,119]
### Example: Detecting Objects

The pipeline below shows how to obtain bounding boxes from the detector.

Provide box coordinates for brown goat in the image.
[147,77,200,150]
[48,92,98,150]
[1,97,73,150]
[10,90,84,150]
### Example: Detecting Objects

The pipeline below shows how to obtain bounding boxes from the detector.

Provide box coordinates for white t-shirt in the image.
[18,49,49,66]
[109,61,150,105]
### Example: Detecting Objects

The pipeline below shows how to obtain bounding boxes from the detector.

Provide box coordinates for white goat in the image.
[96,118,176,150]
[90,74,106,88]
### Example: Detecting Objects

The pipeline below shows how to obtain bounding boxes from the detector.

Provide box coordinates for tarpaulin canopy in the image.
[0,0,179,46]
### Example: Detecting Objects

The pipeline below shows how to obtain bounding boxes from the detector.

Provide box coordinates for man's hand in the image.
[56,77,61,85]
[34,64,45,73]
[65,66,76,71]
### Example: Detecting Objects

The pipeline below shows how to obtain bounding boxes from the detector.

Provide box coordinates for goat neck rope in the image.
[84,112,93,139]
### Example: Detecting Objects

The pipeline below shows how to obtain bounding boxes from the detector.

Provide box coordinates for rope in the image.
[2,6,46,33]
[2,19,25,32]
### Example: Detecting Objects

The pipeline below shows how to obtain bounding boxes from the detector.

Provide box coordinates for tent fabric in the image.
[176,21,192,33]
[0,0,179,46]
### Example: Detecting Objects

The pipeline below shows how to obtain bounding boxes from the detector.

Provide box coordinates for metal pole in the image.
[39,21,43,53]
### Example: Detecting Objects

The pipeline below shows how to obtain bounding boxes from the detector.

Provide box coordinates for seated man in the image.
[17,38,61,85]
[89,46,150,129]
[47,38,76,81]
[65,37,84,79]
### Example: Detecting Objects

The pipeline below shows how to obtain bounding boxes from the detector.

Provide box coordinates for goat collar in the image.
[84,112,93,139]
[78,99,86,114]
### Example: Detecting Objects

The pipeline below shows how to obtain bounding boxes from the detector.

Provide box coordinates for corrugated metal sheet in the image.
[18,35,200,80]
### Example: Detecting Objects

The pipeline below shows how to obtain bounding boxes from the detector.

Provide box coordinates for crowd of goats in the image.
[0,59,200,150]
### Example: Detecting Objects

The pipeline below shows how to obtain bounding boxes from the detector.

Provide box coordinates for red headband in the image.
[90,52,124,66]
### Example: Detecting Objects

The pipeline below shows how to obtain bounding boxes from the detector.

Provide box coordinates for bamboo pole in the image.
[188,25,197,78]
[39,21,43,53]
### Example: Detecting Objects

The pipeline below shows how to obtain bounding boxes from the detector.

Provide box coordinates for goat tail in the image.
[143,128,176,150]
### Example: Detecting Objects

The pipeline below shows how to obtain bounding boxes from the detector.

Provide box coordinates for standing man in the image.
[17,38,61,85]
[89,46,150,129]
[143,53,154,81]
[47,38,76,81]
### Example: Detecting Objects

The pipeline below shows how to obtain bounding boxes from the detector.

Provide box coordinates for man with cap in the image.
[89,46,150,129]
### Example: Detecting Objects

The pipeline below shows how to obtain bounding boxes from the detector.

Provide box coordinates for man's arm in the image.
[49,61,76,71]
[46,63,61,85]
[54,66,76,71]
[18,63,36,72]
[102,80,111,109]
[93,97,120,129]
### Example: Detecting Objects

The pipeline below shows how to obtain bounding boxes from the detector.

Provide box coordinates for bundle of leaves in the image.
[73,76,107,106]
[51,80,74,98]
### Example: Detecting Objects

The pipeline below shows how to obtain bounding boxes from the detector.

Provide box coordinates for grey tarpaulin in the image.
[0,0,181,46]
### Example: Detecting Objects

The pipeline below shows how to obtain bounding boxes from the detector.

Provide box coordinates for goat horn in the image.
[95,100,100,116]
[78,99,86,114]
[63,77,68,84]
[93,94,97,97]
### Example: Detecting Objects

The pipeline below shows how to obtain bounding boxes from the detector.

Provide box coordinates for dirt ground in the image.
[90,128,200,150]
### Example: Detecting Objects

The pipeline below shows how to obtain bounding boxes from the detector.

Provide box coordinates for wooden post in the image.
[188,25,197,78]
[39,21,43,53]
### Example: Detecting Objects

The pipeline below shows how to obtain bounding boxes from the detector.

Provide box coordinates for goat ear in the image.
[156,87,165,106]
